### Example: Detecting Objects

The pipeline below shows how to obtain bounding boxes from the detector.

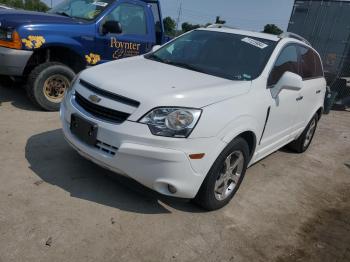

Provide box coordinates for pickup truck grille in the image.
[75,92,130,123]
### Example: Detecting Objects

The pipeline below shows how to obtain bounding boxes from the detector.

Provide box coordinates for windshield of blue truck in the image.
[146,30,277,81]
[48,0,113,20]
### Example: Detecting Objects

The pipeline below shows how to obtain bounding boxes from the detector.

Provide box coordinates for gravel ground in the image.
[0,81,349,262]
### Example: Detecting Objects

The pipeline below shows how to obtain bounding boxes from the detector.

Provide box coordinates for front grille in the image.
[75,92,130,123]
[79,79,140,108]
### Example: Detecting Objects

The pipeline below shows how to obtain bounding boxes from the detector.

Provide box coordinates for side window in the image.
[299,46,317,79]
[106,3,147,35]
[268,45,299,86]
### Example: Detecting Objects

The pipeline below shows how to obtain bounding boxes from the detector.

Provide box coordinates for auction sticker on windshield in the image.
[241,37,268,49]
[92,1,108,7]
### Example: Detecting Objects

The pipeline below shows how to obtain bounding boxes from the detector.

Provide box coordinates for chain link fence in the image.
[288,0,350,111]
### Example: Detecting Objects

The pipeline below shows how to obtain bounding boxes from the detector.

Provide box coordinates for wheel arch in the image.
[219,115,260,161]
[23,45,86,76]
[316,107,323,120]
[236,131,257,161]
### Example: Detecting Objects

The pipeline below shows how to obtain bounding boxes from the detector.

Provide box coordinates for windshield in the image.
[48,0,113,21]
[146,30,277,81]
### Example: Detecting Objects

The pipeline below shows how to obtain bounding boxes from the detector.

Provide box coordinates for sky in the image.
[159,0,295,31]
[44,0,295,32]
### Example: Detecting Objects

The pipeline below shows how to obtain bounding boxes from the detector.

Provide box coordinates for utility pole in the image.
[176,0,183,32]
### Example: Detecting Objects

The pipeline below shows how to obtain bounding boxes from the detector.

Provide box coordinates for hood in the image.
[79,56,252,111]
[0,9,80,28]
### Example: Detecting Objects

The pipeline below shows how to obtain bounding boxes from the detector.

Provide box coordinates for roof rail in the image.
[279,32,311,46]
[206,24,237,30]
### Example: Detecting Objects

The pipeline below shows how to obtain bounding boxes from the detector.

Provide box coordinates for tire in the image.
[194,137,250,211]
[288,114,318,153]
[26,62,75,111]
[0,76,13,87]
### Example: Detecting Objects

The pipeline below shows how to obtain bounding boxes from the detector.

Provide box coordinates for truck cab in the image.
[0,0,166,110]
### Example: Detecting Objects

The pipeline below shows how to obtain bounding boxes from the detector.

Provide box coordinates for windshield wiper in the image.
[146,54,205,74]
[146,53,167,63]
[166,61,206,74]
[55,11,71,18]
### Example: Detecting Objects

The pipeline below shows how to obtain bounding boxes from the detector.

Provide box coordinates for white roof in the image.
[199,27,281,42]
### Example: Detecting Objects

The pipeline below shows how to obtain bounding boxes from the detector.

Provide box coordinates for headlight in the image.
[139,107,202,138]
[63,73,79,106]
[0,29,21,49]
[0,28,13,41]
[67,73,80,93]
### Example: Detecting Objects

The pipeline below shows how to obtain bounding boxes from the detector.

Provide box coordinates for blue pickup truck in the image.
[0,0,167,110]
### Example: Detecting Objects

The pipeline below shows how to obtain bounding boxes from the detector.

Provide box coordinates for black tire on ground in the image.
[0,76,13,87]
[26,62,75,111]
[287,114,318,153]
[194,137,250,211]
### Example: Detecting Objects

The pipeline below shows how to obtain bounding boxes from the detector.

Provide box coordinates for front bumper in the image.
[60,93,226,199]
[0,46,32,76]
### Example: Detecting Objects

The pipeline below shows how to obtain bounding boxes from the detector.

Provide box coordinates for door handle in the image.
[316,90,321,94]
[296,96,304,101]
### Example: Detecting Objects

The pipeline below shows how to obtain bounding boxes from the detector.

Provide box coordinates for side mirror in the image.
[102,21,122,35]
[270,71,303,99]
[152,45,161,52]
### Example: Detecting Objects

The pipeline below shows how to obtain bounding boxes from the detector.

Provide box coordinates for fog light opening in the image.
[168,184,177,194]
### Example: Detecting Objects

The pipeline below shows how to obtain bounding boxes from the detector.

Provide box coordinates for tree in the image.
[263,24,283,35]
[163,16,177,37]
[24,0,49,12]
[0,0,49,11]
[0,0,20,8]
[181,22,201,33]
[215,16,226,25]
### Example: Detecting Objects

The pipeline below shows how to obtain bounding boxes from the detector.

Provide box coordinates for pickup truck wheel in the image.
[288,115,318,153]
[26,62,75,111]
[194,137,249,211]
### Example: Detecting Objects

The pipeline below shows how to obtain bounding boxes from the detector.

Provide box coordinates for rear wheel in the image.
[194,137,249,211]
[26,62,75,111]
[288,115,318,153]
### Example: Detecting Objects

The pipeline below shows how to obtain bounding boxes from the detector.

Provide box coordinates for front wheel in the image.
[26,62,75,111]
[194,137,249,211]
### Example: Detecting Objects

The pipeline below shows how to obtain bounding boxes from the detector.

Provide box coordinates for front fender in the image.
[218,115,261,166]
[218,115,260,144]
[20,34,86,55]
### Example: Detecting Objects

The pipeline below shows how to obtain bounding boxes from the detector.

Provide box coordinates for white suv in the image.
[60,27,326,210]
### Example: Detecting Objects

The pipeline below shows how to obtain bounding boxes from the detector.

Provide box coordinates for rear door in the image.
[296,45,325,130]
[95,0,156,63]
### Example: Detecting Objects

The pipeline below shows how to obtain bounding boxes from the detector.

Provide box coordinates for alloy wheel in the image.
[214,151,245,201]
[303,118,317,148]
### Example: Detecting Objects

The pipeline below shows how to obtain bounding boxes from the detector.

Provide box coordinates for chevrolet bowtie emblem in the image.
[89,94,101,103]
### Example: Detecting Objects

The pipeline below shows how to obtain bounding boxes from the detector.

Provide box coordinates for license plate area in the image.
[70,114,98,146]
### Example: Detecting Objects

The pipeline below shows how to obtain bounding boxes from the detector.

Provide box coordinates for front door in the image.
[95,0,156,63]
[259,44,302,155]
